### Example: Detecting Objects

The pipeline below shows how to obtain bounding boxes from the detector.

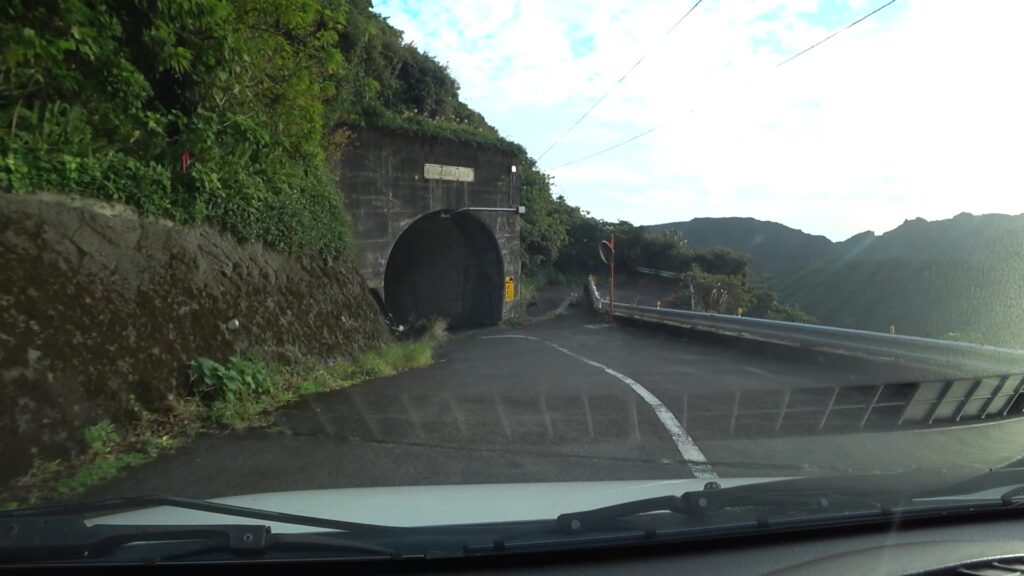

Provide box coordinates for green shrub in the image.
[189,357,272,402]
[50,453,152,499]
[184,334,439,429]
[2,0,533,259]
[0,0,353,258]
[4,333,447,507]
[82,419,119,454]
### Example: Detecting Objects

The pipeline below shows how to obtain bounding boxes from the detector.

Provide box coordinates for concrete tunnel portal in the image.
[384,211,505,328]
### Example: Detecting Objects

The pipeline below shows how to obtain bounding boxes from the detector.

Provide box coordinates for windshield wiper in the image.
[555,467,1023,535]
[0,495,410,564]
[0,494,400,534]
[0,516,398,564]
[556,481,886,534]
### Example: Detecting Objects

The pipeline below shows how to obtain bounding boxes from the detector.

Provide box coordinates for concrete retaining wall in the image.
[0,192,390,482]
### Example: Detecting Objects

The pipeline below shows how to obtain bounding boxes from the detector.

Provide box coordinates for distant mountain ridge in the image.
[646,213,1024,349]
[644,217,836,278]
[646,213,1024,278]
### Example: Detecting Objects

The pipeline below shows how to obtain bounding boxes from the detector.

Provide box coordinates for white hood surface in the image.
[90,478,780,533]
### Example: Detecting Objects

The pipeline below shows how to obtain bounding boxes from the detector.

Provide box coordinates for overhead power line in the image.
[545,0,899,172]
[535,0,705,162]
[547,123,670,171]
[776,0,897,67]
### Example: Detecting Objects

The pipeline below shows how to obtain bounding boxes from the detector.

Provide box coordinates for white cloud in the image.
[374,0,1024,240]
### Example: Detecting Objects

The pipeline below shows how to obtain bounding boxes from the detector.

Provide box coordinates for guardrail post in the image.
[979,376,1009,419]
[775,389,791,432]
[728,392,741,435]
[953,380,983,422]
[896,383,920,427]
[1001,375,1024,416]
[540,390,554,438]
[493,392,512,439]
[818,388,840,431]
[926,381,955,424]
[582,394,595,438]
[859,385,885,429]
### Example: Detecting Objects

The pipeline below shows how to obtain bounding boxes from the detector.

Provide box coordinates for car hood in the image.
[89,477,779,533]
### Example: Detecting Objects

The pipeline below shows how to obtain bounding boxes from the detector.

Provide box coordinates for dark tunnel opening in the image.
[384,211,504,328]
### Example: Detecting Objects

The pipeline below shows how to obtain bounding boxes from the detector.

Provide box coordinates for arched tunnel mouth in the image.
[384,211,504,329]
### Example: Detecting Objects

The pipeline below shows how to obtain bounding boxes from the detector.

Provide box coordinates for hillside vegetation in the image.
[650,213,1024,349]
[776,257,1024,348]
[776,213,1024,348]
[1,0,514,258]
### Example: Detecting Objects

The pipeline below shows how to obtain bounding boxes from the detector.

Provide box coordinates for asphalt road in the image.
[87,291,1024,500]
[525,286,577,318]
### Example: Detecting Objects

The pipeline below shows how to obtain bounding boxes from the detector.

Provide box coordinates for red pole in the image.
[598,235,616,323]
[609,234,615,323]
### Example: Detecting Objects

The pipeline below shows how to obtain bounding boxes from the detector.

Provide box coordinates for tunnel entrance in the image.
[384,211,504,328]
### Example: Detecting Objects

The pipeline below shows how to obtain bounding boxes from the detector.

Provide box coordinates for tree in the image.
[3,0,524,258]
[679,268,749,314]
[519,164,570,274]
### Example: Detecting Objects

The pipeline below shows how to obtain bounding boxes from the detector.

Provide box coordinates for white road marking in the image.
[584,324,610,329]
[741,366,771,377]
[482,334,717,480]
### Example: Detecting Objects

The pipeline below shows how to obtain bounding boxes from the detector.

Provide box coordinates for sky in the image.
[373,0,1024,241]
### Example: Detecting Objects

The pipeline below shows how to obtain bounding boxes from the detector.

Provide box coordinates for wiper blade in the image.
[556,468,1024,536]
[556,482,884,534]
[156,532,400,563]
[0,494,399,534]
[556,469,998,534]
[0,516,398,564]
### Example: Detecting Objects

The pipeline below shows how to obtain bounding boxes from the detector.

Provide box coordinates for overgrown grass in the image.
[2,144,354,259]
[201,336,438,429]
[1,411,192,511]
[1,325,444,509]
[369,110,526,155]
[516,277,539,318]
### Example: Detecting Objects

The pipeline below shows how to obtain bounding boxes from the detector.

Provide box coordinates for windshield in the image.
[3,0,1024,565]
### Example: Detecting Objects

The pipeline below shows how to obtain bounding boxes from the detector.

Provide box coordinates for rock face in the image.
[0,192,390,482]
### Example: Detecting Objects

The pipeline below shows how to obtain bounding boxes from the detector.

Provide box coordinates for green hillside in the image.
[648,213,1024,349]
[832,213,1024,262]
[776,257,1024,349]
[0,0,517,258]
[774,213,1024,349]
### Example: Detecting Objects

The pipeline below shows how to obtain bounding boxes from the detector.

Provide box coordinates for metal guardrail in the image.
[636,266,682,279]
[586,276,1024,434]
[684,375,1024,437]
[332,375,1024,442]
[587,276,1024,375]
